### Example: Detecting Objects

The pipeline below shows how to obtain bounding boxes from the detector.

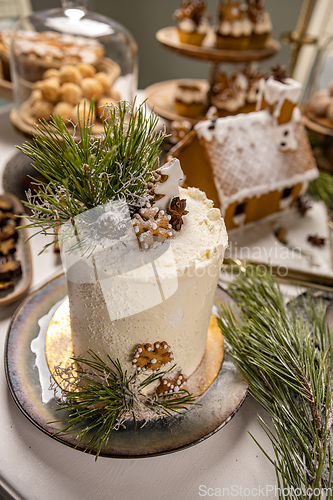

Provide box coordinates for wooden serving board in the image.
[156,26,280,63]
[302,110,333,138]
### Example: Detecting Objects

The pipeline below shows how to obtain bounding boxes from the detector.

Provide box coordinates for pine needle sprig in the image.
[17,100,166,247]
[51,350,196,460]
[307,170,333,210]
[218,269,333,497]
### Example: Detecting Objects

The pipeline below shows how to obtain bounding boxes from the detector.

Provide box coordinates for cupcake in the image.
[215,0,253,50]
[209,70,247,116]
[246,0,272,49]
[174,0,209,46]
[174,82,208,118]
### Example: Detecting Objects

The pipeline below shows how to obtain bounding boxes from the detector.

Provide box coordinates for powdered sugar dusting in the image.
[195,111,318,208]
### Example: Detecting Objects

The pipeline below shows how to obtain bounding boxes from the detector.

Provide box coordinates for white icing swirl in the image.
[175,85,207,104]
[178,18,196,33]
[218,18,253,37]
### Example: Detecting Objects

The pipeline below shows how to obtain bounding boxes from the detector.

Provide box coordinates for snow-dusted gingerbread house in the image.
[169,74,318,230]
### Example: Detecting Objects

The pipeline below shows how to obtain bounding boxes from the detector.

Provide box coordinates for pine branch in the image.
[218,269,333,498]
[17,100,166,247]
[50,350,196,460]
[307,170,333,210]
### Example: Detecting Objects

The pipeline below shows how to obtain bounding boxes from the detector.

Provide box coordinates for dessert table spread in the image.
[0,101,310,500]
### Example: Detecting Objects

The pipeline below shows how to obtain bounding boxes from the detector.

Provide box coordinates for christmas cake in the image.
[64,161,227,384]
[209,64,265,116]
[169,68,318,229]
[215,0,271,50]
[20,101,227,405]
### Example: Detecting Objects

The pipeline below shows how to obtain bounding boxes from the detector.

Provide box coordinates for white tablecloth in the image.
[0,103,292,500]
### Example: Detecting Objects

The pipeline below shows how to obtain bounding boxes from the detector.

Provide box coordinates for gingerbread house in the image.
[169,74,318,230]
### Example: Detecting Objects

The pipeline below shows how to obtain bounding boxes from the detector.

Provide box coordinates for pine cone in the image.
[167,197,189,231]
[271,64,288,83]
[96,212,128,240]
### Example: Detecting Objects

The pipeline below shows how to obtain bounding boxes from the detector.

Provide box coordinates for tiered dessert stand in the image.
[146,25,280,124]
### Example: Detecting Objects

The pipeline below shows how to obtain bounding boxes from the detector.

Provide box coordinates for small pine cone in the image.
[96,212,128,240]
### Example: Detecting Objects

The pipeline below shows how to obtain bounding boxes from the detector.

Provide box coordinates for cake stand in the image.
[5,272,248,459]
[156,27,280,65]
[150,26,280,124]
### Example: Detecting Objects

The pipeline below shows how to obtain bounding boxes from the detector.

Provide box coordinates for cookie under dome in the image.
[9,1,137,133]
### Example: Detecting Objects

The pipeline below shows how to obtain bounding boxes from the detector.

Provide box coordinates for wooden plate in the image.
[0,193,32,307]
[145,79,209,124]
[156,26,280,63]
[302,110,333,138]
[10,103,106,139]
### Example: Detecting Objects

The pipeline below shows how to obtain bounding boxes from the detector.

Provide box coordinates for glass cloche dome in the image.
[302,36,333,133]
[9,0,138,134]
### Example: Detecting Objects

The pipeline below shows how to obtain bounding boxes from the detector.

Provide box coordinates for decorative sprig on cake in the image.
[18,100,190,251]
[17,100,166,245]
[51,350,196,460]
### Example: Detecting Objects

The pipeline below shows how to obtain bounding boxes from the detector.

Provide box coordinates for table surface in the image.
[0,103,314,500]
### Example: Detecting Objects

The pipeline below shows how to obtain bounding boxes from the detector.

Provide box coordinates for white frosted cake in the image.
[64,185,227,381]
[19,99,228,443]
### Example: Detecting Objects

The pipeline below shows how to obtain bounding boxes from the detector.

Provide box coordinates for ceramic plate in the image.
[5,273,248,458]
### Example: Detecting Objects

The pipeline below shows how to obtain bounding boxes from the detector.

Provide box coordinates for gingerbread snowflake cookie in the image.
[156,369,188,395]
[131,205,173,249]
[132,341,174,371]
